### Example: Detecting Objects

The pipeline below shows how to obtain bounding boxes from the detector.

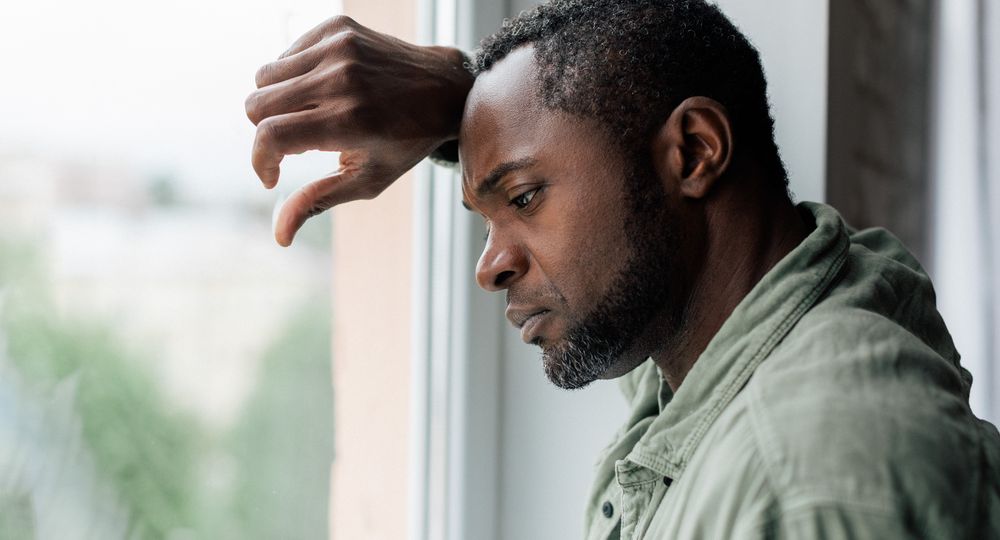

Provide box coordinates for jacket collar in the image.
[618,202,851,483]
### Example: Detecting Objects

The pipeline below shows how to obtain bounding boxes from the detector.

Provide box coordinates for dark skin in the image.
[248,19,809,391]
[459,46,809,389]
[245,16,473,247]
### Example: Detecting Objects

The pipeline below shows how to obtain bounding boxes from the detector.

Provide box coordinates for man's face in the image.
[460,46,689,389]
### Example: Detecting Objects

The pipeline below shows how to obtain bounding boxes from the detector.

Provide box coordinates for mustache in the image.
[506,284,566,308]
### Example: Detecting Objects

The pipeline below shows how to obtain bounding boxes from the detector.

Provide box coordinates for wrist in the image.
[429,46,475,140]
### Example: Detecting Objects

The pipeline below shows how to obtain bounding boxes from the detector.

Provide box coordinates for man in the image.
[245,0,1000,537]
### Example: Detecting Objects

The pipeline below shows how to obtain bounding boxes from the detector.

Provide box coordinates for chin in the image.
[539,332,652,389]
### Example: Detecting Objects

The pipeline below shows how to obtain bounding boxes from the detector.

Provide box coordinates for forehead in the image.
[459,46,628,204]
[459,47,550,188]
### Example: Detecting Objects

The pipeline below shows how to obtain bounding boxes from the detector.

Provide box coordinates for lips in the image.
[519,310,551,343]
[506,306,552,344]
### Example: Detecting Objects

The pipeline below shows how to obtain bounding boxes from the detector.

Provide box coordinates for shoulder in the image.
[743,299,988,537]
[750,223,975,454]
[738,222,1000,535]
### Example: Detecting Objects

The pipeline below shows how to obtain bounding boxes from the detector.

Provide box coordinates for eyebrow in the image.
[462,157,537,211]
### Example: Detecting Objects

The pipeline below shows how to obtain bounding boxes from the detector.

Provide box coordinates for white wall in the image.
[713,0,828,203]
[493,1,829,539]
[497,331,628,539]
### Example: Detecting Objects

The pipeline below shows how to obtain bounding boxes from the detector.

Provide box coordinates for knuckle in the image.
[322,60,367,97]
[325,14,357,30]
[327,29,361,56]
[332,60,366,91]
[257,117,283,145]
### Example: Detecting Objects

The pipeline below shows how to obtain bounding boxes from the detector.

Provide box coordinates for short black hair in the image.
[472,0,789,192]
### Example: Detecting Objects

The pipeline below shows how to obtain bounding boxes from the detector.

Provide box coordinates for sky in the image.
[0,0,343,203]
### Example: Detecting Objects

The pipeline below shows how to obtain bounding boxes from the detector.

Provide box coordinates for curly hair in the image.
[472,0,789,192]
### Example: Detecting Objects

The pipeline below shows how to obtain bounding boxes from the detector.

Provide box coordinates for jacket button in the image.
[602,501,614,518]
[663,476,673,487]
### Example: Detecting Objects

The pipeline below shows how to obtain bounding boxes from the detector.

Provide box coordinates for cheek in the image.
[533,188,632,310]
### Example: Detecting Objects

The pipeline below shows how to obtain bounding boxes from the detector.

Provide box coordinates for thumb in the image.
[274,169,387,247]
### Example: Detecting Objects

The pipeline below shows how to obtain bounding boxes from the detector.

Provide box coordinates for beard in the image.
[542,159,684,389]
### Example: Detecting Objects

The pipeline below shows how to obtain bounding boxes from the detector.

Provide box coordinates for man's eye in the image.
[510,188,539,209]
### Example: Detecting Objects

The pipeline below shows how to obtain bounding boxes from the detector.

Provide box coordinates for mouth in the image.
[518,309,551,344]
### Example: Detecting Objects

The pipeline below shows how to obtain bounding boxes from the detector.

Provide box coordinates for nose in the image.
[475,233,528,292]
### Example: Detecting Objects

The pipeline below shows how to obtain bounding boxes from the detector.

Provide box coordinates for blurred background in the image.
[0,0,997,539]
[0,0,341,537]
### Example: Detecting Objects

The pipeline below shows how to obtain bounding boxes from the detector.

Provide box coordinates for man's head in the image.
[459,0,787,389]
[473,0,787,187]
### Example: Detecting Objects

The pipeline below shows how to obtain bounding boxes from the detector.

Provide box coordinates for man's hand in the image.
[245,15,473,246]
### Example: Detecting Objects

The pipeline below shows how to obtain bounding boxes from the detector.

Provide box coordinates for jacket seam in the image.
[677,243,849,471]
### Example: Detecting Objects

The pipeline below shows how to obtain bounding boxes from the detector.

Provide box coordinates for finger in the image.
[279,14,356,59]
[255,47,322,88]
[279,25,325,60]
[274,170,386,247]
[245,72,318,125]
[251,108,350,188]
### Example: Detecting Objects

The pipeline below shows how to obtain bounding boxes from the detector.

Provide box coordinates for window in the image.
[0,1,339,537]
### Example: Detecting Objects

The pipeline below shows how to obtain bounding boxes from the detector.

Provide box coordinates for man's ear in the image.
[651,96,733,199]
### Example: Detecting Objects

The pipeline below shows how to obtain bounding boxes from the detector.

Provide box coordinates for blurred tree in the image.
[220,299,334,539]
[1,239,333,539]
[0,241,204,538]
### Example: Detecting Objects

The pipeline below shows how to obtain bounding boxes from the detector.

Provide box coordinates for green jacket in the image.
[583,202,1000,539]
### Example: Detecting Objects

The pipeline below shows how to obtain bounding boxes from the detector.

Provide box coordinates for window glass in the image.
[0,1,340,537]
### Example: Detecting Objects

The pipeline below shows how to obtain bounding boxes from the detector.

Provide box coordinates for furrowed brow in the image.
[475,157,537,199]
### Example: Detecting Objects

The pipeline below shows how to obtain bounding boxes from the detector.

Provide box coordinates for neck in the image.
[651,185,809,392]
